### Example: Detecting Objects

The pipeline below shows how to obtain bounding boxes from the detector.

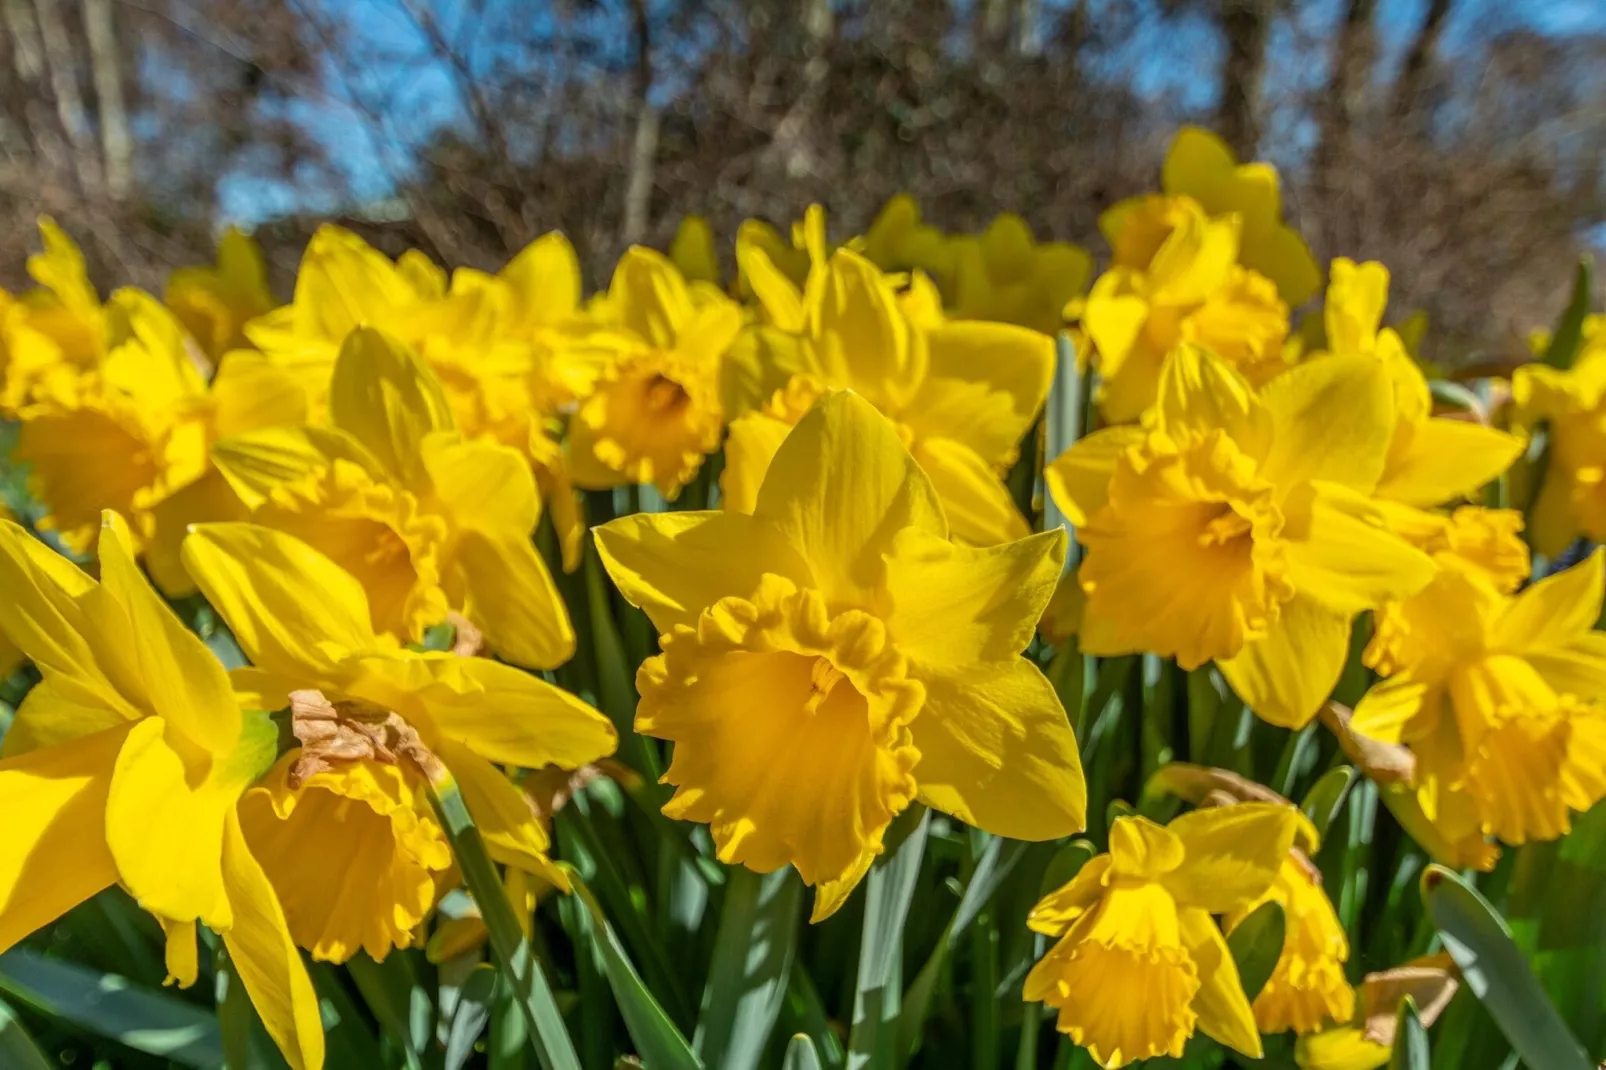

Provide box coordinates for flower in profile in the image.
[0,512,322,1070]
[1511,336,1606,554]
[859,194,953,286]
[1227,850,1354,1035]
[1025,805,1303,1067]
[946,213,1092,335]
[564,248,742,497]
[1160,125,1321,306]
[669,214,721,285]
[1354,549,1606,847]
[723,248,1054,545]
[181,521,617,958]
[212,326,574,669]
[0,219,107,411]
[165,227,276,359]
[1047,343,1435,727]
[595,391,1085,919]
[1081,197,1289,421]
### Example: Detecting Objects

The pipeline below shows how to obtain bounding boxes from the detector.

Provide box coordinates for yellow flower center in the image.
[636,574,922,888]
[581,353,723,496]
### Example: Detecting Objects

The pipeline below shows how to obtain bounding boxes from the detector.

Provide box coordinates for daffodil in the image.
[1025,805,1302,1067]
[1512,338,1606,554]
[1227,851,1354,1035]
[1,220,109,410]
[12,288,306,588]
[595,391,1085,919]
[0,512,323,1070]
[1354,550,1606,847]
[1160,125,1321,306]
[859,194,953,288]
[669,215,721,285]
[723,248,1053,544]
[1048,343,1434,726]
[1293,953,1458,1070]
[564,248,742,497]
[211,326,574,669]
[1082,198,1289,421]
[946,213,1092,335]
[181,521,617,958]
[165,227,276,359]
[736,205,830,302]
[1318,260,1523,507]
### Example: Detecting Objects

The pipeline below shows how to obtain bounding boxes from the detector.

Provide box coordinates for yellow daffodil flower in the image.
[1026,805,1303,1067]
[1227,850,1354,1035]
[1319,260,1524,507]
[0,508,20,679]
[1355,550,1606,847]
[724,248,1053,544]
[211,327,574,668]
[1372,504,1531,595]
[564,248,742,496]
[1512,337,1606,554]
[595,391,1085,919]
[1082,198,1289,421]
[165,227,276,359]
[948,213,1093,335]
[181,521,616,960]
[1047,344,1435,727]
[859,194,953,290]
[0,512,323,1070]
[13,287,306,590]
[1294,953,1458,1070]
[669,215,721,285]
[1160,125,1321,307]
[1,220,110,411]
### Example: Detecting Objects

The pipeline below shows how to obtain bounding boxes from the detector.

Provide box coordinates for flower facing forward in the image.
[564,248,742,497]
[0,513,322,1070]
[723,248,1054,545]
[181,522,618,958]
[1047,343,1435,727]
[595,391,1085,919]
[1354,550,1606,847]
[1227,850,1354,1035]
[1025,805,1303,1067]
[1511,336,1606,554]
[210,326,573,669]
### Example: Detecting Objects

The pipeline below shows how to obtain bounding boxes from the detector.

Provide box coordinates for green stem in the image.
[428,772,582,1070]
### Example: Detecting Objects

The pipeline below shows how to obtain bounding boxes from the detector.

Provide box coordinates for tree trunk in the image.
[32,0,100,189]
[1393,0,1452,124]
[620,0,656,246]
[82,0,130,199]
[1314,0,1377,253]
[1216,0,1271,160]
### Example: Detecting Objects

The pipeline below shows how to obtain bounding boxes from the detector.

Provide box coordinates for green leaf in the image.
[0,948,222,1068]
[583,546,660,779]
[1226,901,1285,1002]
[445,965,498,1070]
[568,869,704,1070]
[0,995,51,1070]
[347,952,427,1070]
[1389,997,1431,1070]
[429,773,583,1070]
[784,1034,825,1070]
[694,866,803,1070]
[848,805,930,1070]
[1543,256,1595,369]
[1300,766,1356,845]
[1422,865,1593,1070]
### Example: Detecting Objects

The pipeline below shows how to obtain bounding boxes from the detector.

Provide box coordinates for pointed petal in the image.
[1495,549,1604,652]
[1377,419,1524,507]
[1108,815,1186,880]
[421,435,539,535]
[903,321,1054,464]
[1350,673,1433,745]
[1218,595,1349,728]
[439,739,568,889]
[0,725,127,953]
[754,391,945,604]
[1027,855,1112,936]
[328,327,454,486]
[1157,343,1269,459]
[1284,482,1436,616]
[498,232,581,324]
[449,527,574,670]
[911,659,1085,842]
[810,850,876,923]
[1179,908,1264,1060]
[720,412,794,515]
[183,523,376,679]
[911,438,1031,545]
[1044,426,1146,526]
[1164,803,1301,911]
[594,510,813,633]
[211,426,382,510]
[1257,356,1394,494]
[221,810,325,1070]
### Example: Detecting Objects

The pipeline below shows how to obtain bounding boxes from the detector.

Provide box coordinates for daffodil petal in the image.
[220,809,325,1070]
[1179,907,1264,1060]
[1164,802,1301,911]
[1157,343,1270,459]
[184,523,376,679]
[211,426,384,511]
[439,739,568,889]
[1375,419,1524,507]
[0,724,128,953]
[1494,548,1603,652]
[328,327,454,486]
[594,510,812,633]
[720,412,794,515]
[450,527,574,670]
[1044,426,1146,526]
[911,438,1031,546]
[1026,855,1112,936]
[1350,673,1433,745]
[903,321,1054,463]
[208,352,310,439]
[1284,482,1436,616]
[1218,595,1349,729]
[421,435,540,535]
[160,918,199,987]
[1258,356,1394,494]
[911,658,1085,842]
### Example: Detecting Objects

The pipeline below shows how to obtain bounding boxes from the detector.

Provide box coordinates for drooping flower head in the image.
[1047,343,1435,727]
[181,521,617,959]
[0,512,323,1070]
[724,248,1054,545]
[596,391,1085,918]
[1355,550,1606,848]
[1227,850,1354,1035]
[1025,805,1303,1067]
[211,327,574,669]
